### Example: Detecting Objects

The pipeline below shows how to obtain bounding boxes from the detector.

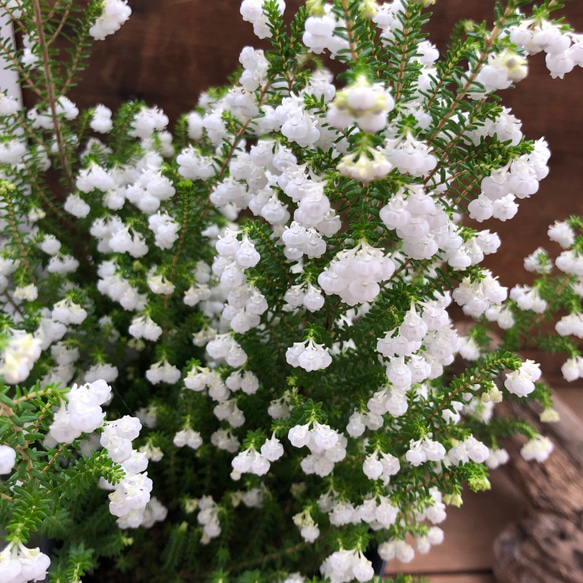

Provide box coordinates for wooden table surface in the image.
[384,387,583,582]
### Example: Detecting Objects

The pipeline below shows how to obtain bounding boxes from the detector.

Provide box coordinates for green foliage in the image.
[0,1,581,583]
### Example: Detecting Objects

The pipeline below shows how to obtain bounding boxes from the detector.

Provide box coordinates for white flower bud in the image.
[0,445,16,474]
[363,452,383,480]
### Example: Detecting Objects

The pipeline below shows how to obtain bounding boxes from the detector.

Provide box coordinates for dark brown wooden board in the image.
[429,576,495,583]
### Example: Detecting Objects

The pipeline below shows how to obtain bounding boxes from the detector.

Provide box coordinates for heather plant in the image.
[1,0,583,582]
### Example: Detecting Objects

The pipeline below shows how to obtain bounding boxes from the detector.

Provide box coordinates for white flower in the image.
[561,356,583,382]
[90,0,132,40]
[0,544,51,583]
[76,162,115,192]
[261,437,284,461]
[129,315,163,341]
[90,104,113,133]
[363,452,383,480]
[51,299,87,325]
[47,254,80,275]
[406,439,427,467]
[524,247,552,274]
[139,443,164,462]
[39,235,62,255]
[147,273,175,295]
[187,112,203,140]
[240,0,285,39]
[122,451,149,474]
[288,423,311,448]
[378,540,415,563]
[84,363,119,383]
[13,284,38,303]
[285,338,332,371]
[67,383,109,433]
[504,359,540,397]
[129,106,168,139]
[521,436,553,462]
[0,445,16,474]
[327,74,394,134]
[109,473,153,518]
[109,226,148,258]
[555,313,583,338]
[235,235,260,268]
[173,429,203,450]
[547,220,575,248]
[0,92,20,116]
[0,139,26,165]
[0,331,43,384]
[146,360,181,385]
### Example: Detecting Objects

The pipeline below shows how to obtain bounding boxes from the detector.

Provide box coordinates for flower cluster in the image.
[231,436,284,476]
[89,0,132,40]
[197,496,222,542]
[320,549,375,583]
[286,338,333,371]
[0,331,41,385]
[509,18,583,79]
[0,544,50,583]
[288,421,346,477]
[100,416,156,528]
[47,379,112,444]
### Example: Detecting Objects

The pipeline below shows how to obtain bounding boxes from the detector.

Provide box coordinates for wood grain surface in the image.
[428,575,494,583]
[491,386,583,583]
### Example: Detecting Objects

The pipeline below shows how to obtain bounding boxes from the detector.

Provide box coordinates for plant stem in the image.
[47,4,71,46]
[426,5,514,147]
[393,2,415,102]
[0,37,43,99]
[31,0,74,190]
[2,291,24,317]
[41,443,66,474]
[340,0,359,62]
[62,12,91,93]
[229,540,311,572]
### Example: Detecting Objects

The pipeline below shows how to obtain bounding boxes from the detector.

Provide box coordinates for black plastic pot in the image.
[365,542,387,576]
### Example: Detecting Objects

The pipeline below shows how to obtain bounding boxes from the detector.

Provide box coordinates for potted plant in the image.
[1,1,582,582]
